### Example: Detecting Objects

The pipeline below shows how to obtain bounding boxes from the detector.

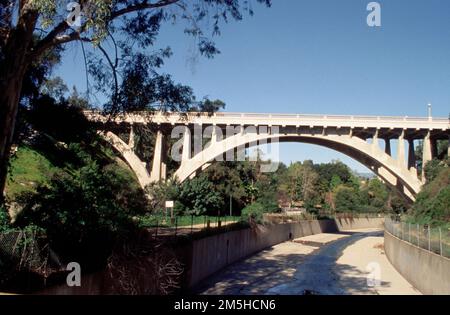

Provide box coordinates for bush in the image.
[0,207,11,233]
[334,185,361,212]
[14,153,146,269]
[412,168,450,225]
[174,175,223,216]
[241,202,265,222]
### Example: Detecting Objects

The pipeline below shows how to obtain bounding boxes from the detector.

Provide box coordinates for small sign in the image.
[165,200,174,208]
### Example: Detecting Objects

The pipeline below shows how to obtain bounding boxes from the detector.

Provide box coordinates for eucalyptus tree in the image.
[0,0,271,199]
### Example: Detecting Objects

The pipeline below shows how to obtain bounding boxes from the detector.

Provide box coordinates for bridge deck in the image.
[85,111,450,134]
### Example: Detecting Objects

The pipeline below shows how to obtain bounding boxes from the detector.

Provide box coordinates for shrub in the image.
[334,185,361,212]
[14,155,146,269]
[175,175,223,216]
[241,202,266,223]
[0,207,11,233]
[412,168,450,225]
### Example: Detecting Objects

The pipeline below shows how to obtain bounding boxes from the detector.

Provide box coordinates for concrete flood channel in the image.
[196,229,421,295]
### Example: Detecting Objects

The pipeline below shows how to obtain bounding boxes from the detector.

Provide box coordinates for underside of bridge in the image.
[87,112,450,203]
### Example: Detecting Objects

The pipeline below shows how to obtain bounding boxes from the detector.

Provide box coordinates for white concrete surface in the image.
[336,234,420,295]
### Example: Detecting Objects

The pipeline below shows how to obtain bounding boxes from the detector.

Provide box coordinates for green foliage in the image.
[424,158,449,183]
[8,98,148,266]
[279,161,319,205]
[28,94,93,143]
[334,185,361,213]
[411,168,450,225]
[175,175,223,216]
[146,180,179,213]
[366,178,389,208]
[0,207,12,233]
[329,175,342,191]
[314,160,353,190]
[241,202,268,223]
[14,151,146,266]
[390,194,408,214]
[5,146,56,200]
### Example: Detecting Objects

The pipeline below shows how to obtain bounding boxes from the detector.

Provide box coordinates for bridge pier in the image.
[385,138,391,155]
[422,131,432,181]
[407,139,417,175]
[150,130,167,182]
[397,130,406,169]
[128,124,135,150]
[371,129,380,151]
[182,126,192,164]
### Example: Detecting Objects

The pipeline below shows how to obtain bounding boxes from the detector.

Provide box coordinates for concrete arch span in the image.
[175,132,423,203]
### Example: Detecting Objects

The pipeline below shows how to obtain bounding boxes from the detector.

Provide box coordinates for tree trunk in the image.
[0,15,36,202]
[0,69,26,202]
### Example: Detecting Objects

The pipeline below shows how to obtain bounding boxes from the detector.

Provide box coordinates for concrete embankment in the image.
[384,230,450,295]
[37,217,384,294]
[199,230,420,295]
[334,217,384,231]
[187,217,384,288]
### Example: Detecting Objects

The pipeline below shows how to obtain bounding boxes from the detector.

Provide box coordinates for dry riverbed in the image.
[197,229,420,295]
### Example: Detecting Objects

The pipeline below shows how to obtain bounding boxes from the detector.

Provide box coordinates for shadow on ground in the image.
[196,230,389,295]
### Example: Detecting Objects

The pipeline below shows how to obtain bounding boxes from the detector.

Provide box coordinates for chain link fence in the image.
[140,215,242,238]
[384,217,450,258]
[0,230,55,289]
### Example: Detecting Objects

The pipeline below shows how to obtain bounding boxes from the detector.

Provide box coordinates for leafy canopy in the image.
[1,0,271,113]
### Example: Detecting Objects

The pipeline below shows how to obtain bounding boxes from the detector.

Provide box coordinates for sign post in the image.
[165,200,174,224]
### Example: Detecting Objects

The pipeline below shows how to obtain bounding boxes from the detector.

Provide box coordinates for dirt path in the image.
[197,229,420,295]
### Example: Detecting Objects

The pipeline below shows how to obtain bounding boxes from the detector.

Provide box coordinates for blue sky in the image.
[55,0,450,172]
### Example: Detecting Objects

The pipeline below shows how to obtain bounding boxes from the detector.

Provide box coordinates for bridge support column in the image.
[397,130,406,168]
[211,125,225,161]
[151,130,166,182]
[431,138,438,159]
[371,129,380,151]
[407,139,417,174]
[182,126,191,163]
[385,138,391,156]
[236,125,246,162]
[422,131,433,181]
[129,124,135,150]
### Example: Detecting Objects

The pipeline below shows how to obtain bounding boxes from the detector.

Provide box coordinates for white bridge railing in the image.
[85,110,450,130]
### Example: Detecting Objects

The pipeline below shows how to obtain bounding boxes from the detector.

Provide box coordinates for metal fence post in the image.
[408,223,411,243]
[417,224,419,247]
[175,217,178,236]
[439,228,442,256]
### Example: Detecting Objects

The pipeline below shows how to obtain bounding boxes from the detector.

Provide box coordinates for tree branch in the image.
[28,0,182,62]
[111,0,180,19]
[29,0,90,60]
[97,43,119,107]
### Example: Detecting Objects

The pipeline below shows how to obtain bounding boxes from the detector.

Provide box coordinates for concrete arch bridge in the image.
[85,111,450,202]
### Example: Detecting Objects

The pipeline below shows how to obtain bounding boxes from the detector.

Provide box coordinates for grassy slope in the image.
[5,146,56,201]
[411,168,450,227]
[5,142,141,204]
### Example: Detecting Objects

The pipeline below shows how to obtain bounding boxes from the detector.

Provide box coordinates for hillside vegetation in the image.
[409,158,450,227]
